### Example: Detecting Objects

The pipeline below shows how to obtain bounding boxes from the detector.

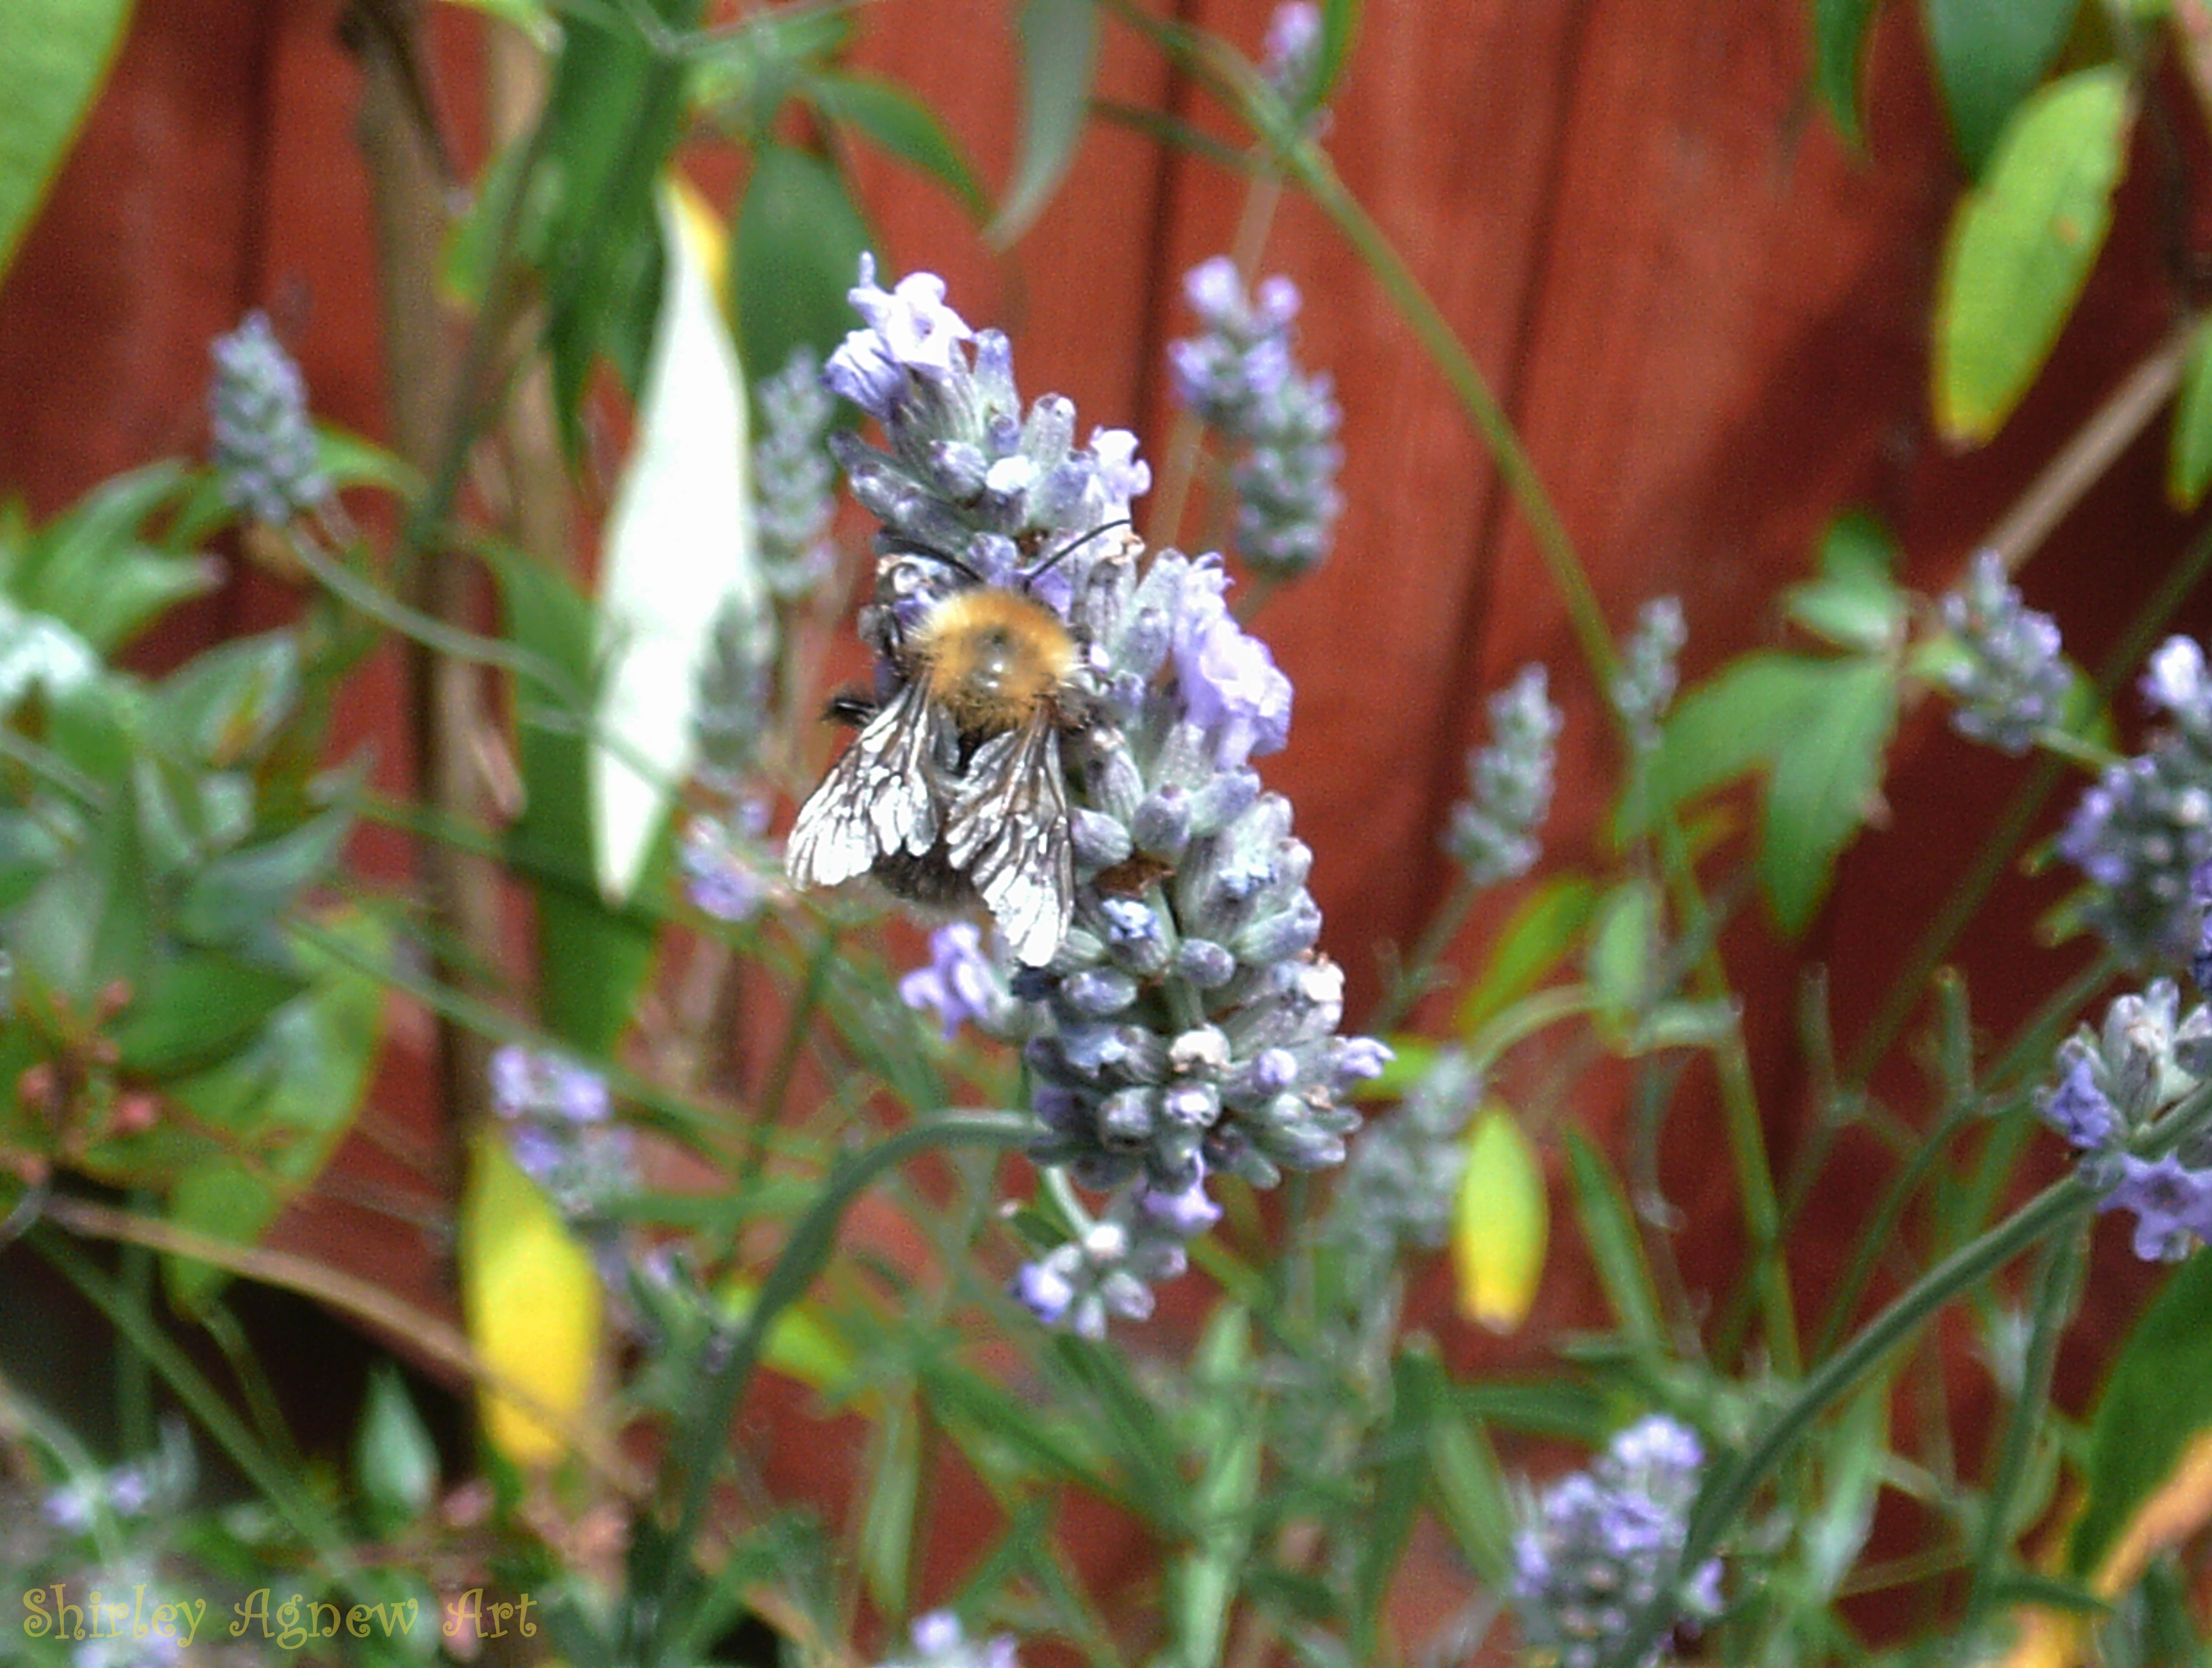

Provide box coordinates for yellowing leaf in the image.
[718,1277,855,1392]
[460,1136,602,1468]
[1451,1105,1548,1333]
[590,174,769,903]
[1934,68,2132,445]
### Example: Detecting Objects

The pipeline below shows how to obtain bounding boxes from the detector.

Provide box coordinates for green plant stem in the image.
[29,1230,370,1598]
[1369,871,1481,1034]
[1810,956,2110,1360]
[740,921,843,1194]
[1963,1227,2087,1630]
[1277,140,1618,693]
[628,1112,1036,1666]
[1611,1080,2212,1668]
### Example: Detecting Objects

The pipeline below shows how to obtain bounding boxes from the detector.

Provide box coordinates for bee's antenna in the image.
[1023,518,1133,586]
[881,535,986,586]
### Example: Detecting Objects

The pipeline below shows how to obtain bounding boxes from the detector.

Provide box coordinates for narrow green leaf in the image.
[803,72,985,215]
[1814,0,1881,149]
[2170,318,2212,510]
[1585,878,1659,1031]
[1802,1377,1889,1599]
[1759,657,1897,936]
[1924,0,2084,174]
[732,143,874,410]
[2070,1251,2212,1579]
[0,0,134,284]
[1562,1128,1665,1349]
[858,1391,920,1616]
[1426,1413,1516,1586]
[1933,67,2132,445]
[1455,873,1598,1038]
[1349,1352,1435,1659]
[353,1363,441,1535]
[490,543,659,1055]
[990,0,1100,247]
[171,798,354,946]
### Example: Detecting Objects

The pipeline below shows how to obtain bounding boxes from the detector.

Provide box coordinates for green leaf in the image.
[732,143,874,413]
[1924,0,2084,174]
[1802,1377,1889,1599]
[9,462,218,651]
[2070,1251,2212,1581]
[148,633,301,768]
[1814,0,1882,149]
[1426,1412,1516,1587]
[1585,878,1660,1032]
[1933,66,2132,445]
[1784,511,1905,653]
[1759,657,1897,936]
[990,0,1100,247]
[1454,873,1597,1038]
[162,910,389,1311]
[2170,318,2212,510]
[108,949,304,1076]
[353,1363,441,1536]
[1562,1128,1664,1350]
[171,797,354,946]
[1310,0,1363,111]
[490,544,659,1055]
[0,0,134,284]
[11,766,152,1004]
[857,1390,919,1616]
[536,0,705,449]
[1629,652,1833,838]
[802,72,985,216]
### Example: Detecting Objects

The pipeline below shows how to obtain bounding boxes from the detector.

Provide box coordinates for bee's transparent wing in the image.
[946,717,1072,966]
[786,682,945,889]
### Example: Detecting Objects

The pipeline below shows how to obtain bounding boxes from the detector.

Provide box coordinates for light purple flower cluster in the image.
[678,803,774,925]
[1612,597,1687,748]
[875,1611,1017,1668]
[41,1425,192,1537]
[2059,635,2212,966]
[1325,1048,1481,1269]
[753,345,839,602]
[2036,978,2212,1261]
[1446,664,1562,886]
[1262,2,1324,104]
[1938,551,2069,756]
[839,261,1383,1334]
[1512,1415,1723,1668]
[826,254,1148,577]
[1169,258,1343,579]
[208,311,329,526]
[489,1045,634,1225]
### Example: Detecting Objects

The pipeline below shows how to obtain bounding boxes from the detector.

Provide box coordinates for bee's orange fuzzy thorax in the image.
[913,587,1077,737]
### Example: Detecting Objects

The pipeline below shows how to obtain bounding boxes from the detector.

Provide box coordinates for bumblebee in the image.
[785,553,1091,966]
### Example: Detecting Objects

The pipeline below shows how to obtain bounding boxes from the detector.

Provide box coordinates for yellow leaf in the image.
[460,1136,602,1468]
[1451,1104,1548,1334]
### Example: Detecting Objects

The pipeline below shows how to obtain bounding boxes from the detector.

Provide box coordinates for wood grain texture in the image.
[9,0,2212,1634]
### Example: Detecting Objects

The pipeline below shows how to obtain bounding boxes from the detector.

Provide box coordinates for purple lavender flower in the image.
[1171,561,1293,768]
[753,346,838,602]
[826,255,975,422]
[1614,597,1687,745]
[208,311,329,524]
[1169,261,1342,579]
[2041,1052,2119,1153]
[900,923,1018,1041]
[486,1048,632,1224]
[680,813,772,924]
[1938,551,2068,756]
[1262,1,1324,101]
[2059,633,2212,966]
[878,1611,1019,1668]
[1446,665,1562,886]
[1512,1415,1723,1668]
[2103,1153,2212,1261]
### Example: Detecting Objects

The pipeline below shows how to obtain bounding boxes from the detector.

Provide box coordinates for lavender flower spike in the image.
[1446,664,1562,886]
[208,311,329,525]
[1512,1415,1723,1668]
[1938,550,2068,756]
[875,1611,1018,1668]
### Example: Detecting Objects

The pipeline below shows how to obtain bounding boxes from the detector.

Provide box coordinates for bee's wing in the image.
[786,682,946,889]
[946,717,1072,967]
